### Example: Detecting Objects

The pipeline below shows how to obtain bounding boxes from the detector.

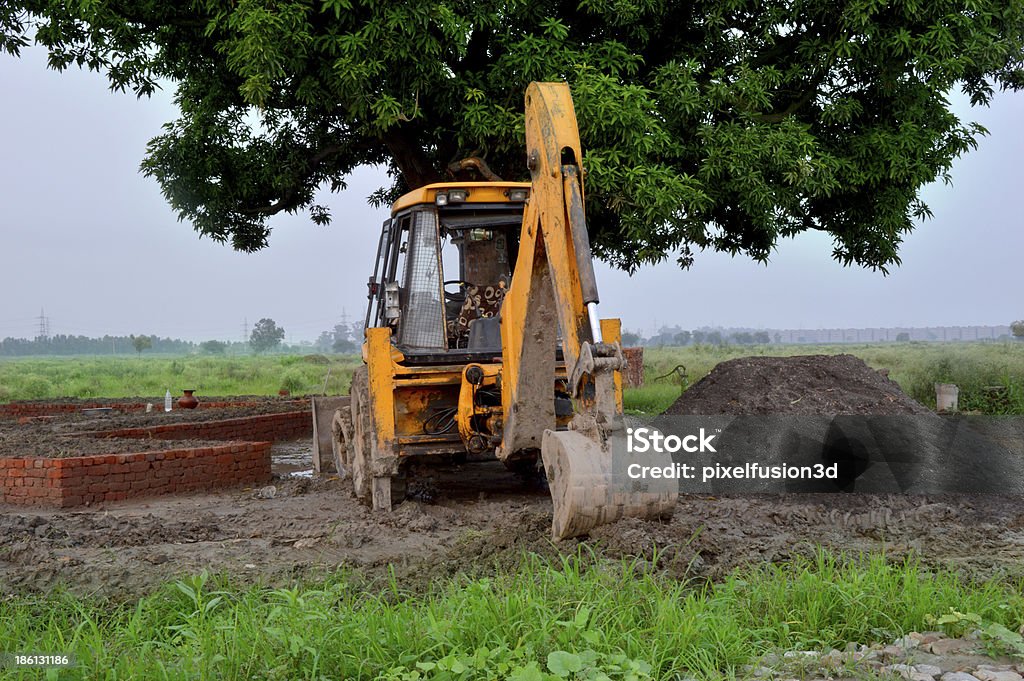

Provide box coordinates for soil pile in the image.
[665,354,931,416]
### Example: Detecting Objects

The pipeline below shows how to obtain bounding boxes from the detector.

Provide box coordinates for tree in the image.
[316,322,359,353]
[691,330,707,345]
[250,318,285,354]
[896,332,911,342]
[130,334,152,355]
[731,331,754,345]
[1011,320,1024,339]
[673,330,692,346]
[200,339,228,355]
[620,331,641,347]
[4,3,1022,271]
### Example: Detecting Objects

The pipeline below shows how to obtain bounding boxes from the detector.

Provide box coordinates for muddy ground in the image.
[2,437,1023,596]
[2,364,1022,597]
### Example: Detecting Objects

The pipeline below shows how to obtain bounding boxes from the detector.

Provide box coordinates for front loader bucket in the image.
[542,429,679,540]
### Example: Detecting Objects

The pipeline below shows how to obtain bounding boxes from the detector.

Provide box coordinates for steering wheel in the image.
[444,279,469,303]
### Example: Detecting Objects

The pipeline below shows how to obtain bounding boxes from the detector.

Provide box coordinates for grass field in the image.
[0,354,362,402]
[1,551,1022,680]
[1,342,1022,415]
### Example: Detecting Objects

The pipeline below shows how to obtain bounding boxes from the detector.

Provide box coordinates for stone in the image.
[940,673,981,681]
[783,651,818,660]
[880,645,910,661]
[973,671,1022,681]
[911,632,945,645]
[916,665,944,678]
[819,650,847,669]
[928,639,974,656]
[886,663,917,677]
[896,635,923,650]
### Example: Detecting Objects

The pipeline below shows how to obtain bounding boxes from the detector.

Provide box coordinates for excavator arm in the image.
[498,83,677,539]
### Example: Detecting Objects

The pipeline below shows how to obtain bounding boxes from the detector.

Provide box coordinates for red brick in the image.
[129,461,149,473]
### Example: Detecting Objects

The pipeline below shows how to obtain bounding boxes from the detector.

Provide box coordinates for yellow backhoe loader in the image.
[332,82,676,539]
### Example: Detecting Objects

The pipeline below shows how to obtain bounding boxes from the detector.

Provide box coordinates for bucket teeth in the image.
[542,429,678,540]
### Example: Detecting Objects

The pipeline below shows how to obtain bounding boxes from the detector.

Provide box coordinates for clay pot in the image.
[178,389,199,409]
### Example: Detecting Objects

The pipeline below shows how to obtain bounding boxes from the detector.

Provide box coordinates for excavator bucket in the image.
[542,429,679,540]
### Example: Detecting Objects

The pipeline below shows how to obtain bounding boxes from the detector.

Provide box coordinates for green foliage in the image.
[278,367,308,394]
[1011,320,1024,339]
[0,552,1022,680]
[249,318,285,354]
[16,373,55,400]
[924,608,1024,659]
[130,334,153,355]
[3,1,1022,267]
[200,339,228,355]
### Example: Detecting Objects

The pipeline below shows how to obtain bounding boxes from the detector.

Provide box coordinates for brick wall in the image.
[0,442,271,508]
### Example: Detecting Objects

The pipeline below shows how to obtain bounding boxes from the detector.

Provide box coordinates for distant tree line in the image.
[0,334,195,357]
[0,318,363,357]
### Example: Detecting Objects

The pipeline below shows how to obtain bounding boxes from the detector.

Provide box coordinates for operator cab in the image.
[363,182,530,357]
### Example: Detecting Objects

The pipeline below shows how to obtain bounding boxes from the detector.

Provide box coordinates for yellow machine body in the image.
[335,83,677,537]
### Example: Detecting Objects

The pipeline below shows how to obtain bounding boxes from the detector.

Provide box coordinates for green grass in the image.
[0,355,361,402]
[3,342,1023,416]
[0,551,1021,680]
[625,341,1024,415]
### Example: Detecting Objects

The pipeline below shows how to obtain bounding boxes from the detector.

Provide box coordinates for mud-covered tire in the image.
[330,408,353,479]
[350,366,408,510]
[350,368,373,504]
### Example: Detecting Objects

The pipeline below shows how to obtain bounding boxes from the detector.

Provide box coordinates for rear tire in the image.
[331,408,353,479]
[350,368,373,504]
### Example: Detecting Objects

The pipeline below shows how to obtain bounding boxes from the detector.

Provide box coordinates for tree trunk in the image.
[383,127,442,189]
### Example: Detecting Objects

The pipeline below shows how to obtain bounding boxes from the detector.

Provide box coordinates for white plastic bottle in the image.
[164,389,172,412]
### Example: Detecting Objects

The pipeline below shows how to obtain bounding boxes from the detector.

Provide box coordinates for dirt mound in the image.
[666,354,931,416]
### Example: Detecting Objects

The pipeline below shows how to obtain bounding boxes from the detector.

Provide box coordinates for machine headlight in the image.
[448,189,468,202]
[434,192,449,206]
[507,189,528,202]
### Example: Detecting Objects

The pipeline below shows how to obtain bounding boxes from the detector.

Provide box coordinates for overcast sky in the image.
[1,46,1022,343]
